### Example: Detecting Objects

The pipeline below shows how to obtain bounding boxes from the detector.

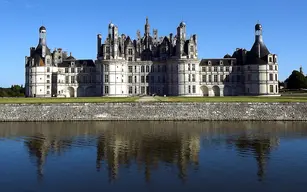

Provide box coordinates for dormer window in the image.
[71,62,75,66]
[220,60,223,65]
[208,61,211,65]
[269,57,273,63]
[190,46,194,52]
[128,48,133,55]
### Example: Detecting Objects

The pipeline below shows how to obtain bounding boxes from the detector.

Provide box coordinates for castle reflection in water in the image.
[1,121,298,182]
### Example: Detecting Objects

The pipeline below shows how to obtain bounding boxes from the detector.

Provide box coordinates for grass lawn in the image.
[155,96,307,102]
[0,97,140,104]
[1,96,307,104]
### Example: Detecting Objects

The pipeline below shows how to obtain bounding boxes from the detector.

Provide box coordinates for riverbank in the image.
[0,102,306,121]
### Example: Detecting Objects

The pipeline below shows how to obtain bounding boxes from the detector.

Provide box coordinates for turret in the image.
[176,22,186,58]
[144,17,150,36]
[250,23,270,59]
[97,34,102,58]
[39,26,47,57]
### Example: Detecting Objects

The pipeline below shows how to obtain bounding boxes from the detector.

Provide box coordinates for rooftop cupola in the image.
[250,22,270,58]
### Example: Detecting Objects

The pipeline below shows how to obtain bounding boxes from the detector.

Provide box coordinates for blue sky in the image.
[0,0,306,87]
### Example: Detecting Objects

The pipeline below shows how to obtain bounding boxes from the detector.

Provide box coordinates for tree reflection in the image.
[24,134,73,181]
[229,135,279,181]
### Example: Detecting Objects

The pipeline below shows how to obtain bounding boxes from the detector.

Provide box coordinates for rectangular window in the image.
[47,67,50,72]
[190,46,194,52]
[188,64,191,71]
[128,48,133,55]
[146,66,149,72]
[128,57,133,61]
[208,67,212,72]
[128,66,133,73]
[134,76,137,83]
[105,86,109,94]
[134,87,137,94]
[270,85,274,92]
[141,76,145,83]
[105,75,109,83]
[269,65,273,70]
[220,67,223,72]
[237,75,240,82]
[188,74,191,82]
[47,75,50,78]
[128,76,132,83]
[192,64,195,71]
[275,74,278,81]
[202,67,206,72]
[65,76,69,83]
[65,68,69,73]
[106,47,110,53]
[226,75,229,82]
[220,75,223,82]
[129,86,133,94]
[71,68,75,73]
[226,67,229,72]
[208,75,212,82]
[47,80,50,83]
[214,67,217,72]
[146,76,149,83]
[105,65,109,72]
[269,74,273,81]
[47,91,50,94]
[248,74,252,81]
[134,66,137,72]
[188,85,191,93]
[202,75,206,82]
[141,66,145,72]
[192,85,196,93]
[214,75,218,82]
[47,85,50,89]
[192,74,195,82]
[71,76,75,83]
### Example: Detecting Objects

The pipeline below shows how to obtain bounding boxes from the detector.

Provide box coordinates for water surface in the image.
[0,121,307,192]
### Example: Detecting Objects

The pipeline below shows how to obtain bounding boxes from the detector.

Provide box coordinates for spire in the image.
[145,17,150,36]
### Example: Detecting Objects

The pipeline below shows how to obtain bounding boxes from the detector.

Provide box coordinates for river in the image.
[0,121,306,192]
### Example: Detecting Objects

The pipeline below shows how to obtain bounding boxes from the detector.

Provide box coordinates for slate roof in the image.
[57,59,95,68]
[200,58,237,66]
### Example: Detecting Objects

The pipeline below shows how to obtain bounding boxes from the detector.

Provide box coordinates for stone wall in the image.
[0,102,306,121]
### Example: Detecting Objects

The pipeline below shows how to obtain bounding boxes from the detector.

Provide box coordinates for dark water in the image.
[0,121,307,192]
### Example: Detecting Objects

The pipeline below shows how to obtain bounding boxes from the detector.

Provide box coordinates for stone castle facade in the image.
[25,18,279,97]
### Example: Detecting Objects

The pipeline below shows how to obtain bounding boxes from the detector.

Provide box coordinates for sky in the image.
[0,0,306,87]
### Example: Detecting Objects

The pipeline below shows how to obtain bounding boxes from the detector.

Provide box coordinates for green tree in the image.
[285,70,307,89]
[0,84,25,97]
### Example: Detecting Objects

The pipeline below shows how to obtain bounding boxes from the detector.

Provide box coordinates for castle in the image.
[25,18,279,97]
